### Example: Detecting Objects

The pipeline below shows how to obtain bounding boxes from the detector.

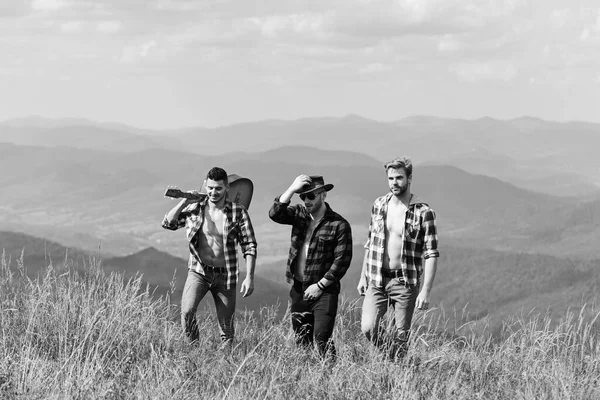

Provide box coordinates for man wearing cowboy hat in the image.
[269,174,353,360]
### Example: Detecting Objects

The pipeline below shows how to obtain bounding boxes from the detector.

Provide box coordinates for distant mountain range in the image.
[0,142,598,260]
[3,114,600,197]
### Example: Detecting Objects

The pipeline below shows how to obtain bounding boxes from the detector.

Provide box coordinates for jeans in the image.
[181,269,236,345]
[290,280,338,359]
[361,277,418,356]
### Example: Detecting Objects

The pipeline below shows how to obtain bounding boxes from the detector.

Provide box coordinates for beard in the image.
[390,183,408,196]
[209,192,226,203]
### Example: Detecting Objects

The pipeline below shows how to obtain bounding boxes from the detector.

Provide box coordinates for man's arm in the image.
[357,251,369,296]
[162,198,193,230]
[416,207,440,310]
[269,175,312,225]
[240,254,256,298]
[238,207,258,297]
[357,203,376,295]
[416,257,438,310]
[304,220,353,300]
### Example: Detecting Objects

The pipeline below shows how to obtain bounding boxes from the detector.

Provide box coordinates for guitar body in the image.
[165,174,254,209]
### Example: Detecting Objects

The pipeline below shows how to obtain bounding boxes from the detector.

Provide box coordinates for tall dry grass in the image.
[1,251,599,399]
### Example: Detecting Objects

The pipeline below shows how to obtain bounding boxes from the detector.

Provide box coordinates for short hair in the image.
[384,157,412,177]
[206,167,228,185]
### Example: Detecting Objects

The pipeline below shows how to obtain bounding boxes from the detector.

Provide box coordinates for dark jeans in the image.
[181,269,236,346]
[290,280,338,359]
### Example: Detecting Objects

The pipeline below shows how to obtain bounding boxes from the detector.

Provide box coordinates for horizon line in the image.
[0,113,596,131]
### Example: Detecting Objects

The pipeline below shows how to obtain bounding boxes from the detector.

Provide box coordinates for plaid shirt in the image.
[269,197,353,293]
[364,192,439,288]
[162,198,257,289]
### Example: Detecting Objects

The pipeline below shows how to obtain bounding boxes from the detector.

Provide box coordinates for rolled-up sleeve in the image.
[268,196,298,225]
[162,213,186,231]
[239,208,258,259]
[363,203,376,249]
[161,205,193,231]
[323,220,353,282]
[422,209,439,259]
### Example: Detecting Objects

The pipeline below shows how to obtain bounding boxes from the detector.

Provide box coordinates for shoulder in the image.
[183,202,202,214]
[227,201,247,220]
[413,202,436,220]
[230,201,251,216]
[230,200,246,211]
[328,209,351,229]
[372,193,391,207]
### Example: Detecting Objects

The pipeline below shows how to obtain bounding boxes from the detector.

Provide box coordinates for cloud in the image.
[255,14,326,38]
[358,63,392,74]
[31,0,66,11]
[438,35,462,52]
[153,0,209,12]
[450,61,517,82]
[120,40,157,63]
[0,1,31,17]
[60,20,83,33]
[162,18,262,50]
[97,20,122,33]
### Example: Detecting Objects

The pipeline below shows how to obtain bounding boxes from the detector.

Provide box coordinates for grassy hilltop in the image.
[1,254,599,400]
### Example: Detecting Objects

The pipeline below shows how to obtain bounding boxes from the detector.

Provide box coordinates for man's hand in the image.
[240,277,254,298]
[303,283,323,301]
[416,290,430,310]
[289,175,312,194]
[357,278,368,296]
[183,190,203,205]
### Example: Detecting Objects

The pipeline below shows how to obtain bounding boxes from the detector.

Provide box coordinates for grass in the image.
[1,251,599,399]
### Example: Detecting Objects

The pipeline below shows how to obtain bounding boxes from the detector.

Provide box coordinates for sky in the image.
[1,0,600,129]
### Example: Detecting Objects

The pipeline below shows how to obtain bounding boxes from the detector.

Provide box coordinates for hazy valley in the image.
[1,114,600,334]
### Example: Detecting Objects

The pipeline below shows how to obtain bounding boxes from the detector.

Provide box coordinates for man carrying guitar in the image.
[162,167,257,352]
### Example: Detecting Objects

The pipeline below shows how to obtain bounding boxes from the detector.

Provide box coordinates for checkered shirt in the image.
[269,197,353,293]
[162,198,257,289]
[364,192,439,288]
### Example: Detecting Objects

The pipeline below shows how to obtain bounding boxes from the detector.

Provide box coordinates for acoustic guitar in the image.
[164,174,254,209]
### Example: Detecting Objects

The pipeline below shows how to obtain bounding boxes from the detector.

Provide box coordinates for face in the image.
[300,189,325,214]
[387,168,411,196]
[205,179,228,204]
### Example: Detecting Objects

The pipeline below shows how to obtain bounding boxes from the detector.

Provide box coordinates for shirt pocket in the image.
[317,234,335,254]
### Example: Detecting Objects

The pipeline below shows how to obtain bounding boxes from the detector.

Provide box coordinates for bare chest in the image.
[303,219,321,243]
[385,202,407,236]
[202,209,225,238]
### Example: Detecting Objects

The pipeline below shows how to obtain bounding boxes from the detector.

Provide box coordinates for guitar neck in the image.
[178,192,206,200]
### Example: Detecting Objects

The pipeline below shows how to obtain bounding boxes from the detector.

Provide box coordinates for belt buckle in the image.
[202,262,218,272]
[383,269,402,278]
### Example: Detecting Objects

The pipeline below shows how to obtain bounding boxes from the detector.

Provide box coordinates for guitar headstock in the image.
[164,186,205,200]
[164,186,185,199]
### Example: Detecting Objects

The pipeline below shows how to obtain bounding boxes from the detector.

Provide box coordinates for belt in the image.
[200,261,226,274]
[381,268,403,279]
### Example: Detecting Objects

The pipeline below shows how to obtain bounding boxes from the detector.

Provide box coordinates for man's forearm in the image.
[165,199,188,224]
[278,188,296,204]
[244,255,256,280]
[360,251,369,281]
[420,257,438,294]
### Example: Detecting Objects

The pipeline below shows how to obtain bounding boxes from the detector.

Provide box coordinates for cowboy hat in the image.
[297,175,334,195]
